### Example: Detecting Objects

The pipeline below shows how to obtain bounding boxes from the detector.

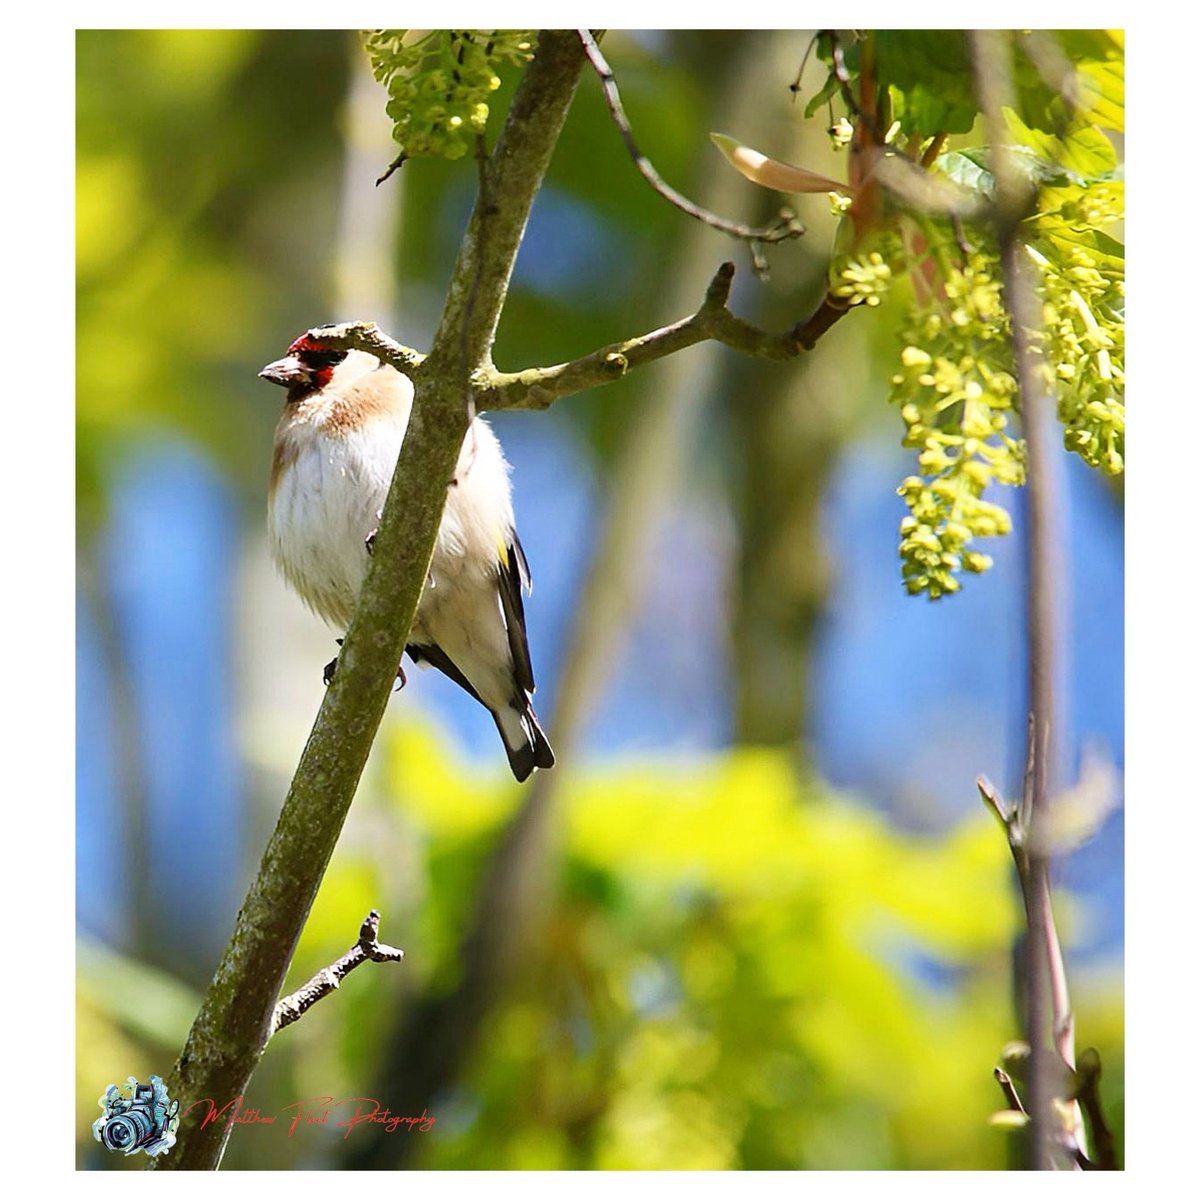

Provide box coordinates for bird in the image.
[259,331,555,782]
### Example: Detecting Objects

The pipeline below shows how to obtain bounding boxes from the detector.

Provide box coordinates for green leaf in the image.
[1057,30,1124,133]
[937,150,995,197]
[1035,223,1125,273]
[803,70,841,119]
[1004,108,1117,180]
[873,31,979,135]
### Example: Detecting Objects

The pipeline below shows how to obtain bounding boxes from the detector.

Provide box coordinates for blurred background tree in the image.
[76,29,1123,1170]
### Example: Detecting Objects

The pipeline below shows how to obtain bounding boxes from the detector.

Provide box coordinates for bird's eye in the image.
[300,349,348,370]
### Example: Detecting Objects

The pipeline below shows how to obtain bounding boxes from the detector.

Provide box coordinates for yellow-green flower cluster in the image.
[362,30,534,161]
[830,251,894,307]
[890,258,1026,599]
[1027,239,1124,475]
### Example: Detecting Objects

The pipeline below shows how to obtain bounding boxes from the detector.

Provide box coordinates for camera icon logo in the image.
[92,1074,180,1157]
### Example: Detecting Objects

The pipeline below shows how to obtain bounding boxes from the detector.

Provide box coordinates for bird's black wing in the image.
[405,641,485,705]
[497,533,535,695]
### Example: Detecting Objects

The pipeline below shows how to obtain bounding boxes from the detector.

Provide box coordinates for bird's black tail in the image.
[493,699,555,783]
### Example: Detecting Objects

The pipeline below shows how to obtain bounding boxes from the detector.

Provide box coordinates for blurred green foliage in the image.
[76,30,353,535]
[78,722,1122,1169]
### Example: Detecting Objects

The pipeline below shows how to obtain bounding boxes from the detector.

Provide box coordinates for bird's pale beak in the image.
[259,355,308,387]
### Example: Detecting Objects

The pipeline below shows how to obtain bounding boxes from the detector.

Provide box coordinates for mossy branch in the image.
[315,266,853,414]
[154,30,590,1172]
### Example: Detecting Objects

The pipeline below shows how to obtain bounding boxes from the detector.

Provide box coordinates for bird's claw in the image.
[323,638,345,686]
[324,641,405,692]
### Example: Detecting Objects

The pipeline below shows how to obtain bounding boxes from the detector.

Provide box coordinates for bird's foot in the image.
[324,641,405,691]
[323,638,345,686]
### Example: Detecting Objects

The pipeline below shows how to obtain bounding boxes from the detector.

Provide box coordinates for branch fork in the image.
[270,911,404,1038]
[310,262,853,417]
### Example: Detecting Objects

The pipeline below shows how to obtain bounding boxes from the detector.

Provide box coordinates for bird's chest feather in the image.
[269,418,403,627]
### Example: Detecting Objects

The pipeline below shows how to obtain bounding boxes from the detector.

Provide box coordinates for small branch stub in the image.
[1072,1048,1118,1170]
[270,910,405,1038]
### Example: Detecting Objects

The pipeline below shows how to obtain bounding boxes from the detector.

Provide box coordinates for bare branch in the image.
[976,768,1082,1170]
[976,772,1014,831]
[478,262,852,411]
[824,30,882,144]
[579,30,805,249]
[271,911,404,1038]
[309,264,857,419]
[376,151,407,186]
[994,1066,1028,1115]
[971,28,1081,1170]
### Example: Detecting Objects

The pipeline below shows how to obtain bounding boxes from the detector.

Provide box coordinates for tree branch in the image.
[270,911,404,1038]
[318,264,853,415]
[993,1066,1028,1116]
[579,30,805,250]
[155,30,591,1172]
[972,27,1082,1173]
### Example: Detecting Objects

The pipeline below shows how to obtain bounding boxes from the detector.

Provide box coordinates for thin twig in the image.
[270,911,404,1038]
[976,773,1013,830]
[824,30,882,144]
[578,30,805,248]
[376,151,407,187]
[994,1066,1028,1115]
[971,29,1082,1170]
[788,32,821,98]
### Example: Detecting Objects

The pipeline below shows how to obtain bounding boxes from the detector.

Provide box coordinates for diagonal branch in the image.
[993,1066,1028,1116]
[579,30,805,249]
[318,264,854,415]
[155,30,591,1172]
[269,911,404,1038]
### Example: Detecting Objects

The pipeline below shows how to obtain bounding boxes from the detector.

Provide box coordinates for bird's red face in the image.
[259,335,348,400]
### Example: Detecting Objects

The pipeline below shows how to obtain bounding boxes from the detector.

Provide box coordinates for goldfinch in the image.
[260,332,554,781]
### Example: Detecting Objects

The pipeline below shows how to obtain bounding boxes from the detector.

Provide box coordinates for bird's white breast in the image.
[269,413,405,629]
